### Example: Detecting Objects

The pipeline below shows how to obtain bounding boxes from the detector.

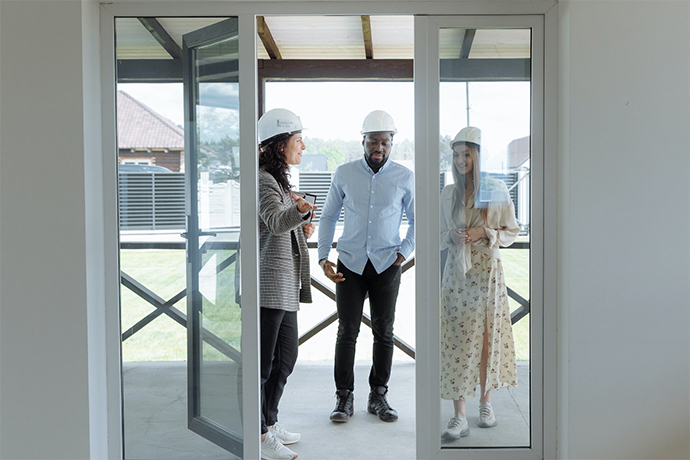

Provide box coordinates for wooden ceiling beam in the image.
[361,15,374,59]
[117,58,529,83]
[459,29,476,59]
[257,16,282,60]
[441,58,530,81]
[138,17,182,60]
[257,58,530,82]
[258,59,413,81]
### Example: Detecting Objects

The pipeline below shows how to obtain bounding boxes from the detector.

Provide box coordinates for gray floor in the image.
[123,361,529,460]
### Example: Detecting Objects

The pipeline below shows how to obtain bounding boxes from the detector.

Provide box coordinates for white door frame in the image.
[414,12,557,459]
[99,3,558,459]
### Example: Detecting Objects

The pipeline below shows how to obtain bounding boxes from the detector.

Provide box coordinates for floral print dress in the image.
[439,180,519,400]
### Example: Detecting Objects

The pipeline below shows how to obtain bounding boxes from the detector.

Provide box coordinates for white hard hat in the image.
[451,126,481,148]
[361,110,398,135]
[258,108,304,144]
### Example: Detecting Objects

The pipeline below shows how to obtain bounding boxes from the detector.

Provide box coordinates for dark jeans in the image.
[334,259,401,392]
[260,308,298,434]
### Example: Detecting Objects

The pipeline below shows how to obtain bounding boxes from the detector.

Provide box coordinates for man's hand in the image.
[321,259,345,283]
[393,253,406,266]
[303,223,315,239]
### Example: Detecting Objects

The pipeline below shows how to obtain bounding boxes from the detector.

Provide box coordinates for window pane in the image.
[439,27,531,449]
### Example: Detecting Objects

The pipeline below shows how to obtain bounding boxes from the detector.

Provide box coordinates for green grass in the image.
[120,250,187,361]
[120,241,532,362]
[120,249,241,362]
[198,249,242,360]
[501,237,531,361]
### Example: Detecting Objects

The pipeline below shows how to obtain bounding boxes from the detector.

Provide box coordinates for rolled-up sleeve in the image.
[484,184,519,249]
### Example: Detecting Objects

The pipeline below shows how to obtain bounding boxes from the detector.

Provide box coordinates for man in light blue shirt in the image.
[318,110,414,424]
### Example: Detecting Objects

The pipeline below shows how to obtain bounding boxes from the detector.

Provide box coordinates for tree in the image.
[439,134,453,171]
[321,146,345,171]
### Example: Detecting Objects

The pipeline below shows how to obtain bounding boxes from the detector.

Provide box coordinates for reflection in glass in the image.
[440,126,519,438]
[439,28,531,449]
[192,34,244,438]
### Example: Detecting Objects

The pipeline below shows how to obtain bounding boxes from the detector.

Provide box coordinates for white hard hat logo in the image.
[258,108,304,144]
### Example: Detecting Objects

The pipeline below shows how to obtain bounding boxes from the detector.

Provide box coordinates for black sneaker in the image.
[367,386,398,422]
[329,389,354,422]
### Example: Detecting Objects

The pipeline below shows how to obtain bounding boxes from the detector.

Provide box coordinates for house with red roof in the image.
[117,91,184,172]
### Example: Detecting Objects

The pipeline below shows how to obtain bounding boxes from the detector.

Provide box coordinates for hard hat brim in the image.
[259,129,304,146]
[361,129,397,135]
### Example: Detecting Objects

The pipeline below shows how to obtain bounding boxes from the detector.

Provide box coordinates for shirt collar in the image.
[360,155,391,175]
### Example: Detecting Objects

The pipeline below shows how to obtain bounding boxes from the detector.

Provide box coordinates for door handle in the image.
[180,230,217,239]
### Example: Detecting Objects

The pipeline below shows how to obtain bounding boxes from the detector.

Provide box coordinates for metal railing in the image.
[120,239,530,361]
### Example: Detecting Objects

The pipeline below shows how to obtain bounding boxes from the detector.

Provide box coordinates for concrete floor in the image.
[123,360,529,460]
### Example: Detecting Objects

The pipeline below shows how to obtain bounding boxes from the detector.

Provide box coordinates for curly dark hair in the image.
[259,136,292,192]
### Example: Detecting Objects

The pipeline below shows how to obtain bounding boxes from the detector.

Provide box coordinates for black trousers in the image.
[260,308,298,434]
[334,259,401,392]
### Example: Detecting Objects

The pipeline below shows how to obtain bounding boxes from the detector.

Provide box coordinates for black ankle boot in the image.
[329,389,354,422]
[367,386,398,422]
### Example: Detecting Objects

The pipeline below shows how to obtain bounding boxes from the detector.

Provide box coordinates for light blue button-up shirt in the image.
[318,156,415,275]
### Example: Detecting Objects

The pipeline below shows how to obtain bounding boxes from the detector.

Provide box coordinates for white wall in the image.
[0,1,688,459]
[0,1,93,459]
[560,1,690,458]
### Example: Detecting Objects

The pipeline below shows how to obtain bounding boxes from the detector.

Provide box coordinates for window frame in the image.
[99,3,558,459]
[414,13,554,459]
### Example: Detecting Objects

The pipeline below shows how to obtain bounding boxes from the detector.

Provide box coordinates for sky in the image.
[119,80,530,170]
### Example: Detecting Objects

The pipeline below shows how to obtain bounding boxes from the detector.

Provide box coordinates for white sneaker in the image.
[269,423,301,445]
[478,401,497,428]
[442,415,470,439]
[261,431,298,460]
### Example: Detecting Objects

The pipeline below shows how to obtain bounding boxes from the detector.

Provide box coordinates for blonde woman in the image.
[439,127,519,439]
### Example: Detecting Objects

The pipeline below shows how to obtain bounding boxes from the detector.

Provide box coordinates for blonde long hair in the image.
[450,142,489,225]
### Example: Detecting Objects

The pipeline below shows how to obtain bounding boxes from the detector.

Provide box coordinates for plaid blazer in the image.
[258,169,312,311]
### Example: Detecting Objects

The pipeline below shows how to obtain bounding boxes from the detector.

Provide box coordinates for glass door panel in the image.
[183,18,244,456]
[439,26,531,450]
[415,15,543,460]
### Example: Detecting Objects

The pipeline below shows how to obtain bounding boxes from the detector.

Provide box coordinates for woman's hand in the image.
[291,194,317,214]
[451,227,486,244]
[303,222,315,239]
[460,227,486,244]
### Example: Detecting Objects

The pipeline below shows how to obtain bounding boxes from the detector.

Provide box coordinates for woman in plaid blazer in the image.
[258,109,316,460]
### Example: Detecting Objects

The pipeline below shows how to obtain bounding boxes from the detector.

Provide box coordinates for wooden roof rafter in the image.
[117,17,530,84]
[460,29,476,59]
[361,15,374,59]
[138,17,182,60]
[257,16,282,59]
